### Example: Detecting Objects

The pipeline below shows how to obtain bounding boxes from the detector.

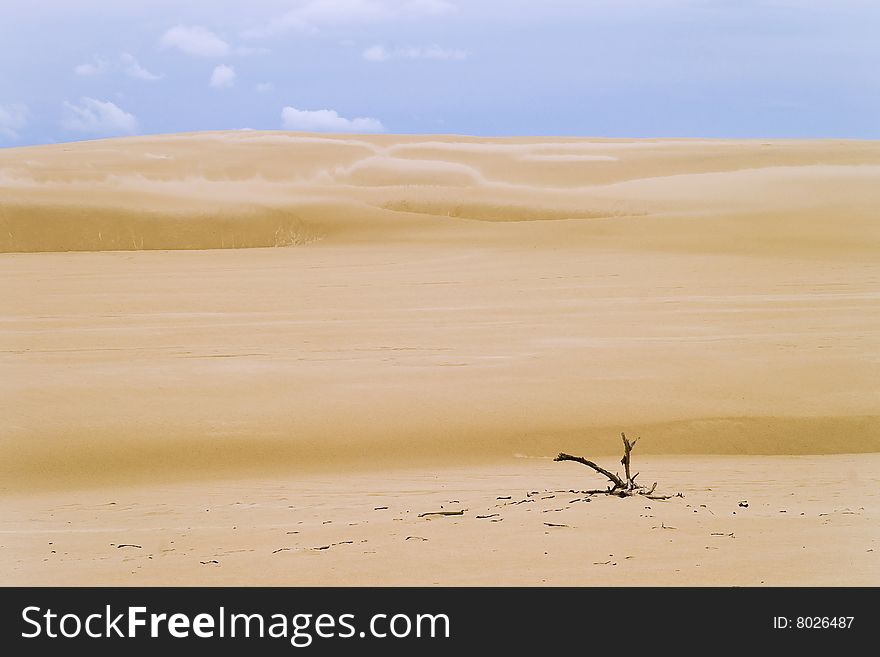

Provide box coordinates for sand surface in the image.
[1,133,878,584]
[3,456,878,586]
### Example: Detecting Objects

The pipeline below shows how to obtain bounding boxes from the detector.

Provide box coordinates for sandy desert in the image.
[1,132,878,585]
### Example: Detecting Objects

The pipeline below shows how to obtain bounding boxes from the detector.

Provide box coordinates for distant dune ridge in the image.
[1,131,879,254]
[1,132,879,491]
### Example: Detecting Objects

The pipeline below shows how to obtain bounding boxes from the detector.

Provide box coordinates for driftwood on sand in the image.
[555,433,682,500]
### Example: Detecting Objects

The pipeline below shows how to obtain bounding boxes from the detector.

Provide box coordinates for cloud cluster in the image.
[159,25,267,58]
[0,103,29,140]
[281,106,384,133]
[160,25,231,57]
[210,65,237,89]
[61,97,138,135]
[73,57,110,77]
[244,0,456,38]
[121,54,163,81]
[73,54,162,81]
[362,44,466,61]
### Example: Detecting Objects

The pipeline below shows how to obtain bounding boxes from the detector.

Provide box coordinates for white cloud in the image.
[246,0,385,37]
[281,106,385,133]
[121,53,163,81]
[74,54,162,81]
[61,97,138,135]
[74,57,111,77]
[0,103,29,140]
[362,45,391,61]
[160,25,230,57]
[402,45,466,60]
[244,0,456,38]
[256,82,274,92]
[210,65,237,89]
[362,44,466,61]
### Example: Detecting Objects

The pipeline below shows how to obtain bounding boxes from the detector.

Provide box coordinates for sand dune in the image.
[2,133,879,488]
[2,132,878,584]
[2,132,879,253]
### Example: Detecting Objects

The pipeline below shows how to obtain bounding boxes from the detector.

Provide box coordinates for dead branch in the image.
[554,433,681,499]
[645,492,683,501]
[553,453,625,489]
[418,510,465,518]
[620,433,636,489]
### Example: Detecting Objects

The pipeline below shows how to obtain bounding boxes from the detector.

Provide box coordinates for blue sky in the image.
[1,0,878,145]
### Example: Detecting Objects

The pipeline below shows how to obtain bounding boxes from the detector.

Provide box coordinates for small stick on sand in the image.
[555,433,682,499]
[418,510,465,518]
[653,522,677,530]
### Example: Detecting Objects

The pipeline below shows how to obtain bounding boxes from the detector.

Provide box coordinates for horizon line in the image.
[3,128,879,149]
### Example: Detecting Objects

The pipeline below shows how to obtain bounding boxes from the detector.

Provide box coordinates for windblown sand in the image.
[1,133,878,584]
[4,456,878,586]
